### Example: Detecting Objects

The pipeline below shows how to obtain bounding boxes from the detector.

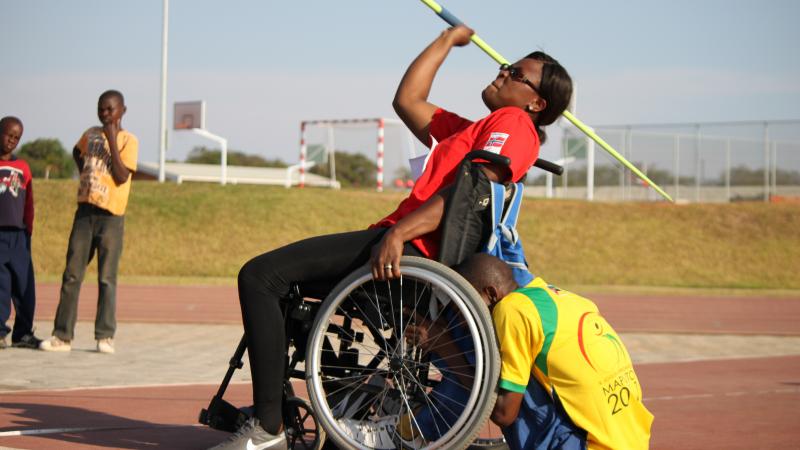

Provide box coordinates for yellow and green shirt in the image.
[494,278,654,450]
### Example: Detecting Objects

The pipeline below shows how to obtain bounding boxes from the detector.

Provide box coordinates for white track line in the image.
[0,380,256,395]
[0,424,202,437]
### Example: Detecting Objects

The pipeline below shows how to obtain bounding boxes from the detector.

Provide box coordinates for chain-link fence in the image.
[529,120,800,202]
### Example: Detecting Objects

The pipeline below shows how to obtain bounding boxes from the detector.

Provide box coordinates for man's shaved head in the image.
[454,254,518,306]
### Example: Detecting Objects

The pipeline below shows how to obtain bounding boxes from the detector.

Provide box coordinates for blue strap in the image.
[484,182,534,286]
[502,183,523,230]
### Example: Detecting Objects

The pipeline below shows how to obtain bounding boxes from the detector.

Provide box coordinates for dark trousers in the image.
[238,228,423,433]
[53,203,124,341]
[0,229,36,342]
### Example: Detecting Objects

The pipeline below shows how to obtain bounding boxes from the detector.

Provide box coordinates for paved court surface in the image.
[1,282,799,449]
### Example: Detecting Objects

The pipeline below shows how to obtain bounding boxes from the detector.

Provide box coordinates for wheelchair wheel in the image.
[283,396,326,450]
[306,256,500,450]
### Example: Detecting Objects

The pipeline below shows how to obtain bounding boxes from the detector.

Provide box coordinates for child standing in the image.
[0,116,41,349]
[40,90,138,354]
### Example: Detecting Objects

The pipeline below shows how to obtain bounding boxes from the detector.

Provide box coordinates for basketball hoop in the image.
[173,101,228,185]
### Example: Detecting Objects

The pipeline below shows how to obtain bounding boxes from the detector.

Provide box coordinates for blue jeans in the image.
[0,229,36,342]
[503,381,587,450]
[53,203,124,340]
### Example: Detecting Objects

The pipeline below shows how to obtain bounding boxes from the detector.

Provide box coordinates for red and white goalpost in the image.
[298,118,416,191]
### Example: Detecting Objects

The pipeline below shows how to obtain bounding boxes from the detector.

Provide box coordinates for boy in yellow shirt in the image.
[40,90,138,354]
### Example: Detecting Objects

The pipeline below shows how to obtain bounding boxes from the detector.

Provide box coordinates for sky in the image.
[2,0,799,169]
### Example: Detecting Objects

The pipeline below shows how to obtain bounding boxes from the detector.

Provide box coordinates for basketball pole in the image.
[418,0,674,202]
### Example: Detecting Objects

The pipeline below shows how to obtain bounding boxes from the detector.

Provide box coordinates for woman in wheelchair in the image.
[210,24,572,450]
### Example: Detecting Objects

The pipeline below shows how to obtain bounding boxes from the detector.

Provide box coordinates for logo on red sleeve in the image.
[483,132,509,154]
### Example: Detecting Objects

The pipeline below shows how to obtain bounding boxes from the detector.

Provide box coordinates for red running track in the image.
[2,283,799,449]
[2,356,799,449]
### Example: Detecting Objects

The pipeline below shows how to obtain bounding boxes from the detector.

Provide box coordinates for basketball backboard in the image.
[174,101,206,130]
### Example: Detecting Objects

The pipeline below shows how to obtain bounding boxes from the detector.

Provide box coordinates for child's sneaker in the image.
[97,338,115,354]
[0,336,7,349]
[40,336,72,352]
[12,334,42,349]
[207,417,287,450]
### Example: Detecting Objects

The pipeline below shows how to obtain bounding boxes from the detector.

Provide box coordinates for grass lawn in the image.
[32,180,800,290]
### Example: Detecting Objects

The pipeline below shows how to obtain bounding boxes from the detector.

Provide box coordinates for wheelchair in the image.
[199,152,563,450]
[200,256,503,450]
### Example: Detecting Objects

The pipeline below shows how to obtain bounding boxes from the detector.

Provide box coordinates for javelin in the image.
[419,0,674,202]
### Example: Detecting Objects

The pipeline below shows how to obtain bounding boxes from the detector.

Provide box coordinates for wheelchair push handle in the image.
[533,158,564,175]
[466,149,564,176]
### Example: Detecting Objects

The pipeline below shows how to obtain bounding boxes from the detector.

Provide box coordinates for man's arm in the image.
[491,390,524,427]
[393,25,473,145]
[104,121,131,185]
[72,147,84,172]
[490,297,540,427]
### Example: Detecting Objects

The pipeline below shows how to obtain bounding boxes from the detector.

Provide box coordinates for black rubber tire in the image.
[306,256,500,450]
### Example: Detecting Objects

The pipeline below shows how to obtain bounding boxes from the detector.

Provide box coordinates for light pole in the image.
[158,0,169,182]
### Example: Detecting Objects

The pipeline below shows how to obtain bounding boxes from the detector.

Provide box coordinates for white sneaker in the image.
[207,417,287,450]
[337,415,398,450]
[40,336,72,352]
[97,338,115,354]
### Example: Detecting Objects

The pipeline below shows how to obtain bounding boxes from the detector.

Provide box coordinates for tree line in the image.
[13,140,379,187]
[15,138,798,187]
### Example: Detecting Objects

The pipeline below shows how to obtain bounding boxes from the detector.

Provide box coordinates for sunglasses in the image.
[499,64,541,95]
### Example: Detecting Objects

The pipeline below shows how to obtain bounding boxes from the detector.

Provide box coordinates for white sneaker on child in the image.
[97,338,115,354]
[40,336,72,352]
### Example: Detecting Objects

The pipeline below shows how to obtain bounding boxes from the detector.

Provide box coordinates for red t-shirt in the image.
[372,106,539,258]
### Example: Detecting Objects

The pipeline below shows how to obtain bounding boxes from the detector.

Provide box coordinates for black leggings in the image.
[237,228,423,433]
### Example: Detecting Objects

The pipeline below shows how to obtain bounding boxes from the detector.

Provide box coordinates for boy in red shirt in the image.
[0,116,41,349]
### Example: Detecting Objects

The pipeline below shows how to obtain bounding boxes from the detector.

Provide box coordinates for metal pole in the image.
[673,136,680,201]
[725,138,731,202]
[327,125,337,188]
[377,119,385,192]
[771,141,778,196]
[626,128,633,200]
[560,134,567,198]
[586,133,595,201]
[763,122,770,201]
[157,0,169,183]
[299,122,306,188]
[563,144,569,198]
[620,128,628,200]
[191,128,227,185]
[221,137,227,185]
[694,124,701,203]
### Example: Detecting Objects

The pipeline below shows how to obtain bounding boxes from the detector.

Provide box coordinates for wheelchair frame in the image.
[199,152,563,449]
[199,258,503,450]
